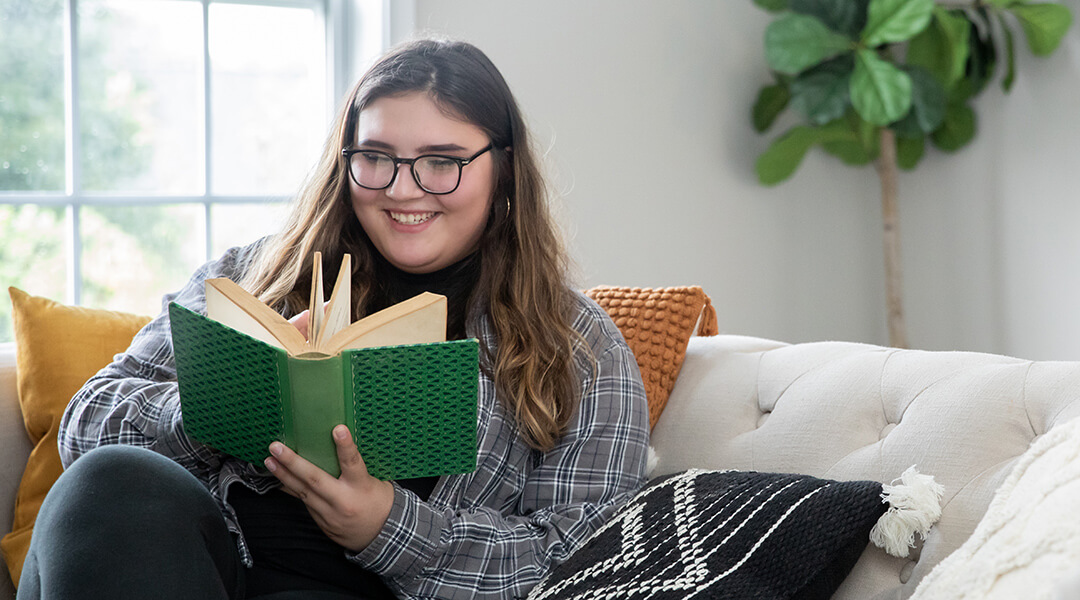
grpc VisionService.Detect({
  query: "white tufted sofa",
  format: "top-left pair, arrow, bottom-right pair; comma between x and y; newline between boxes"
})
650,335 -> 1080,599
2,335 -> 1080,598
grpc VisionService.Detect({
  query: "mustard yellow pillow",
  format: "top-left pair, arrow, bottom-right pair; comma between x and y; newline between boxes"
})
2,288 -> 151,586
585,286 -> 718,430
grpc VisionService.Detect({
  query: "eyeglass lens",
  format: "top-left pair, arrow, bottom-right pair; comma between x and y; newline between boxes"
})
351,152 -> 461,194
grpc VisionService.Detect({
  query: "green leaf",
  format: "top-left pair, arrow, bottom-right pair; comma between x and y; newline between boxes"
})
754,0 -> 790,12
888,66 -> 944,137
789,55 -> 854,125
896,134 -> 925,169
849,0 -> 872,35
822,138 -> 875,164
820,116 -> 876,164
854,109 -> 878,149
755,125 -> 850,184
765,13 -> 854,74
752,82 -> 792,132
904,66 -> 947,133
1011,4 -> 1073,56
890,111 -> 923,138
964,14 -> 997,98
999,14 -> 1017,91
907,8 -> 971,91
930,103 -> 977,151
862,0 -> 935,46
851,49 -> 912,125
790,0 -> 861,35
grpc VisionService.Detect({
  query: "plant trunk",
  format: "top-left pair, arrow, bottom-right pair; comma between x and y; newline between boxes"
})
876,128 -> 907,349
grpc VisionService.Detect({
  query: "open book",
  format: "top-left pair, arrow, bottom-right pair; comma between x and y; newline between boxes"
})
169,252 -> 479,479
203,252 -> 448,356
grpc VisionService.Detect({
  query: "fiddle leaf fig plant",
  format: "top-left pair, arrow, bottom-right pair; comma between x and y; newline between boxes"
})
751,0 -> 1072,347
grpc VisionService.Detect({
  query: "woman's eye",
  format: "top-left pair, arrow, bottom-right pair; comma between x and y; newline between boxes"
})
425,158 -> 458,171
359,152 -> 389,166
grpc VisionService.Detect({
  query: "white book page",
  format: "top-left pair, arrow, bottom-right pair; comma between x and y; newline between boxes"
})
204,283 -> 287,350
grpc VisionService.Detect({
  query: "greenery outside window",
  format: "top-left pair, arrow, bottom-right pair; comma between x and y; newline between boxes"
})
0,0 -> 376,343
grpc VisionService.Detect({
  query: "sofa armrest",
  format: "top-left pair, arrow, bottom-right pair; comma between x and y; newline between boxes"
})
0,342 -> 31,597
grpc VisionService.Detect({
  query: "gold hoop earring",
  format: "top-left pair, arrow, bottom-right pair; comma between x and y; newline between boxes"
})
505,198 -> 511,214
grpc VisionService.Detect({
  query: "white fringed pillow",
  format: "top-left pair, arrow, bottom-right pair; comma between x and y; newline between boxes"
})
529,468 -> 942,600
910,416 -> 1080,600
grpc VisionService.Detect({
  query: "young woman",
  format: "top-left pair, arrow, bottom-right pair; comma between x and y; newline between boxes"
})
20,39 -> 649,600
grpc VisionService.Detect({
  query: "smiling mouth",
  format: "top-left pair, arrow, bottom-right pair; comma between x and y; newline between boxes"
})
388,211 -> 436,225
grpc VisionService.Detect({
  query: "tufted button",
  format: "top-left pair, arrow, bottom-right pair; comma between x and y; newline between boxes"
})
757,411 -> 770,428
899,560 -> 916,584
880,423 -> 896,439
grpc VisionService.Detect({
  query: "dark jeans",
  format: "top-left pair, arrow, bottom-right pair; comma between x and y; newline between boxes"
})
17,445 -> 393,600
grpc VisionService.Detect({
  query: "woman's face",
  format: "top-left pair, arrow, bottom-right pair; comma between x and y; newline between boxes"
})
348,92 -> 495,274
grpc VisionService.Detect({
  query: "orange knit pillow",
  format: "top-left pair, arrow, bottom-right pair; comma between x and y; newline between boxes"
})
585,286 -> 717,429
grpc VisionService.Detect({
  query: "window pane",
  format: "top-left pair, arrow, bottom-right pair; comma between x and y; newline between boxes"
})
79,0 -> 204,194
210,3 -> 326,196
210,202 -> 288,257
0,0 -> 66,191
81,205 -> 205,316
0,205 -> 69,342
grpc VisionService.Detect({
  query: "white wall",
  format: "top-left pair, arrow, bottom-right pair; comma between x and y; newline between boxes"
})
404,0 -> 1080,360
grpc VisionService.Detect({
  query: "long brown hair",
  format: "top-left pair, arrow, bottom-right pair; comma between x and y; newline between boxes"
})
240,39 -> 582,451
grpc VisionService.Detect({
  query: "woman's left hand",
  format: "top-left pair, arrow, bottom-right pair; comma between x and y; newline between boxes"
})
264,424 -> 395,552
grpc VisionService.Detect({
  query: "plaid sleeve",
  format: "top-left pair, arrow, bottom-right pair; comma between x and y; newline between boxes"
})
353,296 -> 650,600
57,245 -> 255,474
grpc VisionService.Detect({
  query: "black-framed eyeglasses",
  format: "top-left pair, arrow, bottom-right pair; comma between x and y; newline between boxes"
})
341,144 -> 492,195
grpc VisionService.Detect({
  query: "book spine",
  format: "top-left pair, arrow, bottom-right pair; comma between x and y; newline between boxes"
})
285,354 -> 353,477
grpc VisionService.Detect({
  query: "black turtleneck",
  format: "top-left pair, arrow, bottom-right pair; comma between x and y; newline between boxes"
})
369,251 -> 480,341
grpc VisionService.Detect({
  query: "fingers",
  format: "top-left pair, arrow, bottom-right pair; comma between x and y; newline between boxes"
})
264,442 -> 332,511
288,310 -> 311,339
263,425 -> 371,497
263,429 -> 396,552
333,425 -> 371,482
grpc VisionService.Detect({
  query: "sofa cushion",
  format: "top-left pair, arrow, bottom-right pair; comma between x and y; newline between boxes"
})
527,469 -> 890,600
909,415 -> 1080,599
2,288 -> 150,586
584,286 -> 717,429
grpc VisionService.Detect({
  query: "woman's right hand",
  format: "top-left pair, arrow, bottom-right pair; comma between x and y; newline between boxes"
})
264,425 -> 394,552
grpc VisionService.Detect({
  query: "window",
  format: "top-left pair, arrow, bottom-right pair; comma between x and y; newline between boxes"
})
0,0 -> 385,343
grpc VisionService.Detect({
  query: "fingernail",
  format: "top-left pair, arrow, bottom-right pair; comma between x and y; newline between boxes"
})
335,426 -> 349,440
264,458 -> 277,472
269,442 -> 283,456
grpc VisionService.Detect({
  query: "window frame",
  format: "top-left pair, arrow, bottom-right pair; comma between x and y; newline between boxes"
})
0,0 -> 395,307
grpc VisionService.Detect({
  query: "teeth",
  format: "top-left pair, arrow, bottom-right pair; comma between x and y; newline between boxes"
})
389,211 -> 435,225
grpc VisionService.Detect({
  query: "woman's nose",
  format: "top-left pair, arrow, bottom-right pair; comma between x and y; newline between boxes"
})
385,164 -> 425,200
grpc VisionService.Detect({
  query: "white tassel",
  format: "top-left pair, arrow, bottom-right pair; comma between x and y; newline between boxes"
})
646,446 -> 660,477
870,466 -> 946,558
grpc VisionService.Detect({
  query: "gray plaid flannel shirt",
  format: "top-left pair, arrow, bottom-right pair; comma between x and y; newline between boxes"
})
58,244 -> 650,600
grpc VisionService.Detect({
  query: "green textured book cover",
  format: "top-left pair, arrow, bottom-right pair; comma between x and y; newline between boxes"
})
169,302 -> 479,479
